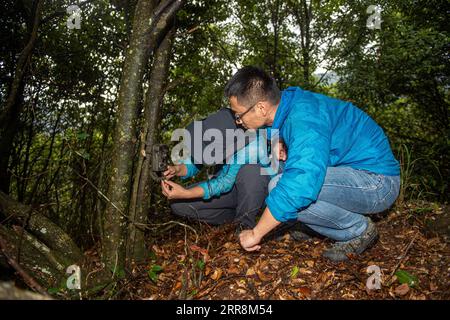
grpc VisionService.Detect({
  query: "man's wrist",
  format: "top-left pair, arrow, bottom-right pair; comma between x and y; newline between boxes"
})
183,186 -> 204,199
177,164 -> 187,177
252,207 -> 281,240
252,226 -> 265,242
182,188 -> 193,198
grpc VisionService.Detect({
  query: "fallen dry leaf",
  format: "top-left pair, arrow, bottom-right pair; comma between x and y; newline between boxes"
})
173,281 -> 182,291
227,266 -> 240,275
256,270 -> 272,282
429,282 -> 438,291
239,259 -> 248,268
411,294 -> 427,300
236,288 -> 247,294
291,278 -> 306,285
190,244 -> 208,255
394,283 -> 410,296
189,244 -> 210,262
211,268 -> 223,281
296,287 -> 311,297
342,293 -> 355,299
299,267 -> 312,275
305,260 -> 315,268
223,242 -> 234,249
152,245 -> 165,255
246,267 -> 256,276
127,202 -> 449,301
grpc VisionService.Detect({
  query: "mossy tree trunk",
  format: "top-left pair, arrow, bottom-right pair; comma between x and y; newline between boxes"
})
103,0 -> 158,274
103,0 -> 184,273
128,24 -> 176,263
0,0 -> 44,193
0,191 -> 83,289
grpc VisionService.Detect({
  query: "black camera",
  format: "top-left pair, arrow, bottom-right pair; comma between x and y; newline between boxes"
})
151,144 -> 170,181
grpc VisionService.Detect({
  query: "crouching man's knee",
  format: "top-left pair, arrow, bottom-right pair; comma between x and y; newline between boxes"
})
236,164 -> 270,193
170,201 -> 193,218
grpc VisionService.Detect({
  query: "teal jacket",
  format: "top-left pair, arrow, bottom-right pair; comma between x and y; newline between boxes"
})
265,87 -> 400,222
181,132 -> 277,200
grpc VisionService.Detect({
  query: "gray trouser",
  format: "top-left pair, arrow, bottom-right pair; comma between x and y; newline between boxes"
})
170,164 -> 270,228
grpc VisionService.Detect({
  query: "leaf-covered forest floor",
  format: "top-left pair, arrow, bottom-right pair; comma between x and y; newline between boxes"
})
104,201 -> 449,300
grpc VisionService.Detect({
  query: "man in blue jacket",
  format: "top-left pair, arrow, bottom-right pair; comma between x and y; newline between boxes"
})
229,66 -> 400,262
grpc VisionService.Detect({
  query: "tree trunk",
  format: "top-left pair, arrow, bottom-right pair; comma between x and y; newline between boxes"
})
0,191 -> 82,263
103,0 -> 159,274
0,226 -> 62,288
292,0 -> 313,87
0,282 -> 52,300
303,0 -> 312,87
0,282 -> 51,300
270,0 -> 281,86
103,0 -> 184,273
0,191 -> 110,293
0,0 -> 44,194
127,25 -> 176,263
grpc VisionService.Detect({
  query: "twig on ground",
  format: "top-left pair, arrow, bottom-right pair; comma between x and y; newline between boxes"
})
387,232 -> 418,282
195,274 -> 247,299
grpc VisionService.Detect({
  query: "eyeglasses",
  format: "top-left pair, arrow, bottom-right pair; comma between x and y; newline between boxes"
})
233,102 -> 257,124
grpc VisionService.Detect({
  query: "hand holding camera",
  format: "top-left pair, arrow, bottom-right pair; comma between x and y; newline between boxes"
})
163,164 -> 187,180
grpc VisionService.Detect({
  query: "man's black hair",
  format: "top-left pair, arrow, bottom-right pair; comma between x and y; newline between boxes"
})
224,66 -> 281,108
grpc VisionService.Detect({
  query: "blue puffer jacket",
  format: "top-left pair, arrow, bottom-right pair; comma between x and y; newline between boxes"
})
266,87 -> 400,222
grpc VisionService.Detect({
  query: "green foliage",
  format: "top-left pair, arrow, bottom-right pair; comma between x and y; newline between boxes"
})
395,270 -> 419,288
147,264 -> 163,283
196,259 -> 205,271
108,266 -> 126,280
333,0 -> 449,201
290,266 -> 299,279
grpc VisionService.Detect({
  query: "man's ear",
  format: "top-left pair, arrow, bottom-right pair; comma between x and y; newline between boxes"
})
257,101 -> 268,117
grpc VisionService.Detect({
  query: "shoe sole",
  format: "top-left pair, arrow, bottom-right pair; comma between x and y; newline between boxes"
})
323,223 -> 379,262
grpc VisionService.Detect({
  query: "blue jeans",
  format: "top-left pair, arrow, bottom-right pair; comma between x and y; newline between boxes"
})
273,167 -> 400,241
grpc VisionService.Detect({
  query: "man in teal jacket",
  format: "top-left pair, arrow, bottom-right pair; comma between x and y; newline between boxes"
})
228,66 -> 400,262
161,108 -> 274,229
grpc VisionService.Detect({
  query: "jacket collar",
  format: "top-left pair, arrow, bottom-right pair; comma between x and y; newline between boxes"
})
272,87 -> 300,129
268,87 -> 301,140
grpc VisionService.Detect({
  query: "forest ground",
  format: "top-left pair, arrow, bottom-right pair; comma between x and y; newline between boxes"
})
91,201 -> 449,300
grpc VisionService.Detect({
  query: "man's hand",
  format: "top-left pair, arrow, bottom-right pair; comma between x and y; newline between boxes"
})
163,164 -> 187,180
239,207 -> 281,252
161,180 -> 189,200
161,180 -> 205,200
239,229 -> 262,252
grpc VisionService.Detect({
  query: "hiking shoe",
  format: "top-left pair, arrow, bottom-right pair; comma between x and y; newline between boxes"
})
289,229 -> 313,241
322,219 -> 379,262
